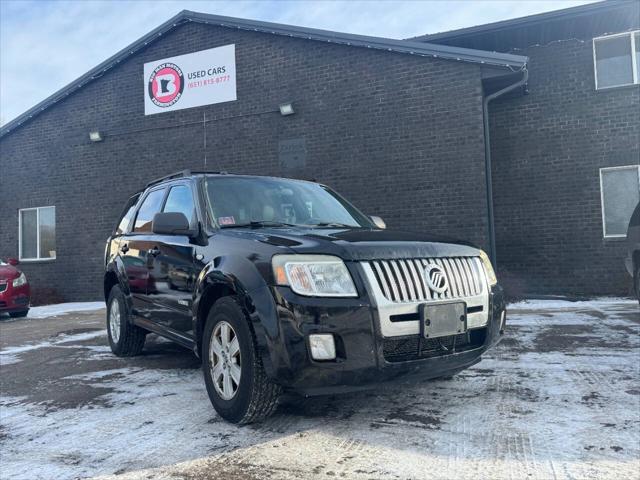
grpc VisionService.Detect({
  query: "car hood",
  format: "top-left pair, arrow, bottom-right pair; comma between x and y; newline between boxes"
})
0,265 -> 21,281
223,227 -> 481,260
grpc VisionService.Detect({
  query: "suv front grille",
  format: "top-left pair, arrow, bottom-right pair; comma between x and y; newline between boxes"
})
367,257 -> 484,303
383,328 -> 486,362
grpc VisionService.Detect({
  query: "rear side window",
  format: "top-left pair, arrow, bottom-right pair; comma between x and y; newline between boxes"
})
115,194 -> 140,235
134,189 -> 165,232
163,185 -> 195,224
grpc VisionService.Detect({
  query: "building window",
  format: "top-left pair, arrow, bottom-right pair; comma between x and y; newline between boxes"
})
600,166 -> 640,238
19,206 -> 56,260
593,31 -> 640,89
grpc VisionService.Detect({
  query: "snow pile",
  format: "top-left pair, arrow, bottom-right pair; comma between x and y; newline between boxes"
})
27,302 -> 105,318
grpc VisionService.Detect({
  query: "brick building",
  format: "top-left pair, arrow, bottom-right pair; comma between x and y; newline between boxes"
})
417,0 -> 640,296
0,1 -> 638,302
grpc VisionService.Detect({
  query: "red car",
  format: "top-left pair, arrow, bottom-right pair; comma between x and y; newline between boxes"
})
0,258 -> 30,318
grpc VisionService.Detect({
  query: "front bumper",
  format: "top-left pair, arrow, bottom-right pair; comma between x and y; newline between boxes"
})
0,282 -> 31,313
266,284 -> 506,396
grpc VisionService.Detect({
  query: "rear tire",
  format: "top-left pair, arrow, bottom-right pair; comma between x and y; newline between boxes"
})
202,296 -> 281,424
107,285 -> 146,357
9,310 -> 28,318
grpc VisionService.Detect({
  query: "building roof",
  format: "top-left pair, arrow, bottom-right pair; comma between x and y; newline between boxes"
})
411,0 -> 635,44
0,10 -> 528,139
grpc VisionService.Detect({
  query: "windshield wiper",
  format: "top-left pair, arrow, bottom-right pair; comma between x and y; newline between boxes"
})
220,220 -> 297,229
306,222 -> 355,228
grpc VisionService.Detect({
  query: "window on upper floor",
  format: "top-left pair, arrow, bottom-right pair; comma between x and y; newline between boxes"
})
593,31 -> 640,89
600,165 -> 640,238
19,206 -> 56,261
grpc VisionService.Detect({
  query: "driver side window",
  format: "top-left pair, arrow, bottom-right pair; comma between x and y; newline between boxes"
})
133,189 -> 166,233
163,185 -> 195,225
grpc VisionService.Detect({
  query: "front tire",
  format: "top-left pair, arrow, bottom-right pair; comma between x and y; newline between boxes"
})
202,296 -> 281,424
107,285 -> 146,356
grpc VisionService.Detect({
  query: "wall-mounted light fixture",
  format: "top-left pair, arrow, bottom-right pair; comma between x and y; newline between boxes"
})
89,131 -> 103,142
279,102 -> 295,116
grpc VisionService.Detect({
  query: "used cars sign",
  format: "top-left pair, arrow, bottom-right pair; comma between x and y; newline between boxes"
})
144,44 -> 237,115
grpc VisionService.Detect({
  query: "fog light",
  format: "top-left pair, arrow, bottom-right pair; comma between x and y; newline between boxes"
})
309,334 -> 336,360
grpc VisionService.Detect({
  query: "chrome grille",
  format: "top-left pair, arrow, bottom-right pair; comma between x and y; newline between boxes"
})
367,257 -> 484,302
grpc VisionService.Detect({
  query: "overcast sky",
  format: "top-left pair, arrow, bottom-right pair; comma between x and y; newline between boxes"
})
0,0 -> 595,125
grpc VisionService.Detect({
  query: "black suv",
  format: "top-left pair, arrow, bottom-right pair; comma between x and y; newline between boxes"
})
104,171 -> 506,424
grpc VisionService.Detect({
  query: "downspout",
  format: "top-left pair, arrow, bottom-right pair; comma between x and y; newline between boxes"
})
482,67 -> 528,266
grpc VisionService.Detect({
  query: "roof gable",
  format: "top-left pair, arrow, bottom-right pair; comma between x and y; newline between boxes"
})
411,0 -> 638,49
0,10 -> 527,138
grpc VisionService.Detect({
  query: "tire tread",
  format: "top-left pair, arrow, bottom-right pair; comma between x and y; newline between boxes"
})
205,296 -> 282,424
108,285 -> 146,357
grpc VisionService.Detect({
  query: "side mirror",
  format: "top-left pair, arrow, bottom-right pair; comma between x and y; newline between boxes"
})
7,258 -> 19,266
152,212 -> 195,236
370,216 -> 386,229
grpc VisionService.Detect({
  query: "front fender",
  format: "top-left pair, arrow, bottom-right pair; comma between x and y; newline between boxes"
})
104,255 -> 135,321
193,255 -> 281,378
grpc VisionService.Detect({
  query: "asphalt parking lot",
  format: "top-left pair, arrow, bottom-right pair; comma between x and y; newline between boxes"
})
0,298 -> 638,480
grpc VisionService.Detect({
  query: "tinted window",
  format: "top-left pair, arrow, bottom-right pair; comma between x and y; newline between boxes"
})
39,207 -> 56,259
594,35 -> 633,89
134,189 -> 165,232
115,194 -> 140,235
19,206 -> 55,260
163,185 -> 195,223
601,166 -> 640,237
20,209 -> 38,259
629,202 -> 640,230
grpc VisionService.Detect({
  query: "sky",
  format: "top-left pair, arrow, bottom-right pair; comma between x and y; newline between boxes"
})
0,0 -> 595,125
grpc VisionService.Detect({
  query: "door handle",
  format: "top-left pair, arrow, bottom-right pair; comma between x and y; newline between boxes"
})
120,244 -> 129,254
148,247 -> 161,257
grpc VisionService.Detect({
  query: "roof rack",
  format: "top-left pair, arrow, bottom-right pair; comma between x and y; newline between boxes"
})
144,169 -> 229,188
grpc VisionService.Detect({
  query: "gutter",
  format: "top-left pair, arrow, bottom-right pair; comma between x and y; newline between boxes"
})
482,67 -> 529,266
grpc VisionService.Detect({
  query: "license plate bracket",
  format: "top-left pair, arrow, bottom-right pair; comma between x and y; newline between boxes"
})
420,301 -> 467,339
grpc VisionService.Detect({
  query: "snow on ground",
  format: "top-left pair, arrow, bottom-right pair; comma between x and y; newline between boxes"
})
26,302 -> 105,319
509,297 -> 638,310
0,298 -> 638,480
0,330 -> 106,367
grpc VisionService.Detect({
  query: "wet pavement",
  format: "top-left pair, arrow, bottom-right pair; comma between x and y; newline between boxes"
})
0,298 -> 638,479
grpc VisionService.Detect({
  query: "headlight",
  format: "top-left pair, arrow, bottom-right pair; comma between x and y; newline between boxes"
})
272,254 -> 357,297
12,272 -> 27,288
478,250 -> 497,286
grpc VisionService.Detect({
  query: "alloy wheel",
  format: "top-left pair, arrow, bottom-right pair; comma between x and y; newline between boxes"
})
209,320 -> 242,400
109,300 -> 121,344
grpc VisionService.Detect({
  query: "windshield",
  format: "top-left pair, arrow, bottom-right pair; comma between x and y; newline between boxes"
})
205,177 -> 373,228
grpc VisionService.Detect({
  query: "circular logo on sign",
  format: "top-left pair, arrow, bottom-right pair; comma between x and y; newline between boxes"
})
148,62 -> 184,107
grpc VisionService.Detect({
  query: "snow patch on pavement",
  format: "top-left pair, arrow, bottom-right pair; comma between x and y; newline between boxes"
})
0,329 -> 105,366
509,297 -> 637,310
27,302 -> 105,319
